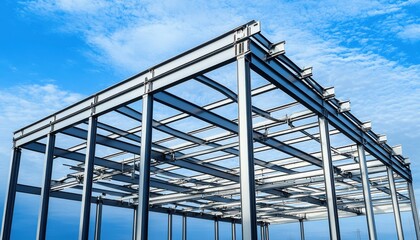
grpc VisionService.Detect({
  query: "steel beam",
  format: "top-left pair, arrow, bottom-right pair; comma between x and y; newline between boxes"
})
78,116 -> 98,240
94,198 -> 103,240
388,168 -> 404,239
13,21 -> 261,147
318,116 -> 341,240
408,182 -> 420,239
136,94 -> 154,240
168,213 -> 172,240
36,133 -> 56,240
299,219 -> 305,240
237,53 -> 258,240
182,214 -> 187,240
248,40 -> 411,181
1,147 -> 22,240
357,145 -> 377,240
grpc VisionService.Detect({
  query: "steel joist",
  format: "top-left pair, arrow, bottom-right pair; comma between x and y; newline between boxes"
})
1,20 -> 418,240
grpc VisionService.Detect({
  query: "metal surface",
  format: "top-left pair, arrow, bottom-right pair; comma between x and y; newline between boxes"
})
95,198 -> 103,240
136,94 -> 153,240
78,116 -> 98,240
168,213 -> 173,240
1,148 -> 21,240
182,215 -> 187,240
1,21 -> 416,239
357,145 -> 377,240
231,221 -> 236,240
408,182 -> 420,239
36,134 -> 56,240
388,168 -> 404,240
214,218 -> 219,240
318,116 -> 341,240
299,219 -> 305,240
237,53 -> 258,240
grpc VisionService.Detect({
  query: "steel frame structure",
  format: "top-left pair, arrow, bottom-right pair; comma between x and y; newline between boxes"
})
1,21 -> 419,240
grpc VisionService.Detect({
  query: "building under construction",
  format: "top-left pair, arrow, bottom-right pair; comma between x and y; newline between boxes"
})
1,21 -> 419,240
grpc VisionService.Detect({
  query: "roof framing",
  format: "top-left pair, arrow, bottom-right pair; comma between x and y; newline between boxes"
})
2,20 -> 419,240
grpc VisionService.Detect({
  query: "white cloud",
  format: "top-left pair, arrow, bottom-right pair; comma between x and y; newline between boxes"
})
398,24 -> 420,41
0,83 -> 83,175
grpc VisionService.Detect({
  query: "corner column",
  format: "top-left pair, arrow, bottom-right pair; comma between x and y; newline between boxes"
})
318,116 -> 341,240
36,133 -> 56,240
357,145 -> 377,240
136,94 -> 154,240
78,116 -> 98,240
408,182 -> 420,239
1,147 -> 22,240
237,47 -> 258,240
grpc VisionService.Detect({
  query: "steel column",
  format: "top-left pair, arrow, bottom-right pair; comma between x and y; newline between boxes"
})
260,224 -> 264,240
1,147 -> 22,240
357,144 -> 377,240
136,94 -> 154,240
299,219 -> 305,240
265,223 -> 269,240
36,133 -> 56,240
388,168 -> 404,239
231,221 -> 236,240
168,213 -> 172,240
318,116 -> 341,240
408,182 -> 420,239
94,198 -> 103,240
182,214 -> 187,240
214,218 -> 219,240
133,207 -> 138,240
237,53 -> 258,240
78,116 -> 98,240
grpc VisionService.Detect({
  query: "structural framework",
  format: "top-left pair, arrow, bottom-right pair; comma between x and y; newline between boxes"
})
1,21 -> 419,240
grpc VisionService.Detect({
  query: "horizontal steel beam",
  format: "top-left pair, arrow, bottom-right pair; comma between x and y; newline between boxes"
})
248,39 -> 411,181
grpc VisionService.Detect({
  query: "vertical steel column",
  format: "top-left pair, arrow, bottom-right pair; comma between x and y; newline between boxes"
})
231,221 -> 236,240
237,51 -> 258,240
167,213 -> 172,240
265,223 -> 269,240
94,198 -> 103,240
1,147 -> 22,240
299,219 -> 305,240
260,224 -> 264,240
78,116 -> 98,240
408,182 -> 420,239
357,145 -> 377,240
36,133 -> 56,240
387,168 -> 404,240
318,116 -> 341,240
214,218 -> 219,240
136,94 -> 154,240
182,214 -> 187,240
132,207 -> 138,240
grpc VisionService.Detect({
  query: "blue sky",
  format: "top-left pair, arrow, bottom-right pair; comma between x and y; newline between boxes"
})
0,0 -> 420,239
